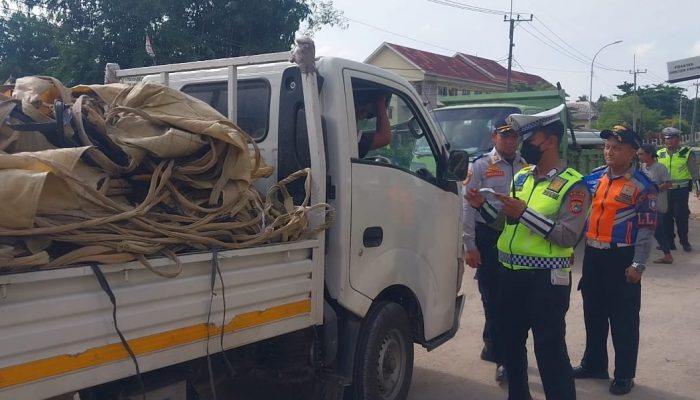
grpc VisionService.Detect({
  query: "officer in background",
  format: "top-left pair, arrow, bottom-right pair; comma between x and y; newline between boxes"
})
463,120 -> 527,382
573,125 -> 657,396
657,126 -> 700,252
466,104 -> 590,400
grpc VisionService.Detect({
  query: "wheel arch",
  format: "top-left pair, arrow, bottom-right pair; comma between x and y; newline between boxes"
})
375,285 -> 426,344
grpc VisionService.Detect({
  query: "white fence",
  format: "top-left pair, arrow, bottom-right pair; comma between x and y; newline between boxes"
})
643,132 -> 700,146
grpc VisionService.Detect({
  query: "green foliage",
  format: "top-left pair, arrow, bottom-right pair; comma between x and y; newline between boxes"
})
615,81 -> 688,118
595,95 -> 664,138
0,11 -> 58,80
0,0 -> 345,85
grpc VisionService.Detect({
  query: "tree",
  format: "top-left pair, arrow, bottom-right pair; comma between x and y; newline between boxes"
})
615,81 -> 688,119
0,11 -> 59,81
577,95 -> 588,102
1,0 -> 345,85
595,95 -> 664,138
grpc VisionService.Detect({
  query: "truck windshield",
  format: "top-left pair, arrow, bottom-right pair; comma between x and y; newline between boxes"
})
432,106 -> 520,155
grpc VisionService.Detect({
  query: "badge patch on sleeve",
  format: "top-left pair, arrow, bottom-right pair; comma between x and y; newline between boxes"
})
514,173 -> 529,190
568,190 -> 586,214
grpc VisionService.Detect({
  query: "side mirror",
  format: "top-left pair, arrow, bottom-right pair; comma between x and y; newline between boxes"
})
445,149 -> 469,182
407,116 -> 423,138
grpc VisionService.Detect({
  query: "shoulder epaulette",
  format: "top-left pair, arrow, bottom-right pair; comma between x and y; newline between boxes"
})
472,152 -> 489,162
590,165 -> 607,174
633,169 -> 655,186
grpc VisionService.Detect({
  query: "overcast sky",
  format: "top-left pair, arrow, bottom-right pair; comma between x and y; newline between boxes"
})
313,0 -> 700,100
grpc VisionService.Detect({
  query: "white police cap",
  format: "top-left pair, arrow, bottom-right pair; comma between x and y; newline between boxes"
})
662,126 -> 681,137
506,104 -> 565,140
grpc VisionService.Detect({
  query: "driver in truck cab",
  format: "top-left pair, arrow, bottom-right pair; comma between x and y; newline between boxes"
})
354,90 -> 392,158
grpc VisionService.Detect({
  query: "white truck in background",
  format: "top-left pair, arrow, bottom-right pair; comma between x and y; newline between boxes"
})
0,41 -> 469,400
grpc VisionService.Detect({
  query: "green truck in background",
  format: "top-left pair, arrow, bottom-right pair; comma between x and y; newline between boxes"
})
414,89 -> 605,175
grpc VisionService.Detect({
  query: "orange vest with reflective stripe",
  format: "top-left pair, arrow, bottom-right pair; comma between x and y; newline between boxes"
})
586,169 -> 655,244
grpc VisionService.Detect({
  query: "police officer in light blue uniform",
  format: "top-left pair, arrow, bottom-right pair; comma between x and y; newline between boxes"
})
463,120 -> 527,381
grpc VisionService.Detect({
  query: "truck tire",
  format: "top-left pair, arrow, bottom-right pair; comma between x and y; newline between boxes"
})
348,301 -> 414,400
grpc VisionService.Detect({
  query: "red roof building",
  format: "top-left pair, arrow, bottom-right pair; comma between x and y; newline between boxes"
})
365,42 -> 552,107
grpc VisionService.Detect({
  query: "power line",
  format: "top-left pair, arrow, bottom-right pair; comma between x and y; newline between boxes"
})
512,57 -> 527,73
532,16 -> 623,72
498,62 -> 588,74
346,17 -> 461,54
533,16 -> 592,63
519,24 -> 590,65
427,0 -> 514,16
524,23 -> 590,65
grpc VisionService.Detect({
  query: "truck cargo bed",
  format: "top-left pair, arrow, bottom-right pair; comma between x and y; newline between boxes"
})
0,239 -> 322,399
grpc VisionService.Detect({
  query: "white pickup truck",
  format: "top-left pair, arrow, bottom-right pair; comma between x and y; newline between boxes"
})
0,41 -> 468,400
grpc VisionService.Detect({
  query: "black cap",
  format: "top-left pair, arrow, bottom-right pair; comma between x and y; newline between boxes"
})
493,119 -> 516,135
600,125 -> 641,149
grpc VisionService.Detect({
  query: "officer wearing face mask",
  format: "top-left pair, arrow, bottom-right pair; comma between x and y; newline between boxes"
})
466,104 -> 590,400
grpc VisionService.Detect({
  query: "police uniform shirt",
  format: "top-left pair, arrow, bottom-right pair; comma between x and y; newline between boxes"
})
480,163 -> 592,249
462,148 -> 527,250
585,165 -> 658,266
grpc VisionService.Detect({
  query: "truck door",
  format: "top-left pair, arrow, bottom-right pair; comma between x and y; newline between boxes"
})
344,71 -> 462,340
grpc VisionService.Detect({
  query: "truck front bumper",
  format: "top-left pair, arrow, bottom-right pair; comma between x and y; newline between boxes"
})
422,293 -> 465,351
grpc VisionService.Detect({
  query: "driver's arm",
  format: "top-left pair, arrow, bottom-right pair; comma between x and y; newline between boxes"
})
370,95 -> 391,150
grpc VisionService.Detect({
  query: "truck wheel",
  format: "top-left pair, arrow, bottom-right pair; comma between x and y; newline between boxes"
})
349,301 -> 414,400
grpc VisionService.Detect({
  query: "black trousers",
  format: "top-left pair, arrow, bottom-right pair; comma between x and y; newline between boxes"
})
498,266 -> 576,400
655,212 -> 671,254
579,246 -> 641,379
475,223 -> 502,360
665,187 -> 690,245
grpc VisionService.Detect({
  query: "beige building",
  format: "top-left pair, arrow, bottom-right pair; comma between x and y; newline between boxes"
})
365,42 -> 552,109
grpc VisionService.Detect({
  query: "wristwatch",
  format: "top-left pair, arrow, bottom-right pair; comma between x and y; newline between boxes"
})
631,262 -> 646,273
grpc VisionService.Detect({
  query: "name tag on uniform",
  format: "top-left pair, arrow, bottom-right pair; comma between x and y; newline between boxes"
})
543,176 -> 568,199
485,165 -> 505,177
615,183 -> 637,204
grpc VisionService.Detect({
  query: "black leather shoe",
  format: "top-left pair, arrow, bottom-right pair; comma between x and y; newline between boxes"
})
572,365 -> 609,379
480,344 -> 497,363
609,378 -> 634,395
682,243 -> 692,252
495,364 -> 507,383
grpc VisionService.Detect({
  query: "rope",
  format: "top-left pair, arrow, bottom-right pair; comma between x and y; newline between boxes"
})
0,78 -> 335,274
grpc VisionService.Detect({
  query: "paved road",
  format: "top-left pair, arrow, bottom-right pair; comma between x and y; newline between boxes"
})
408,204 -> 700,400
213,203 -> 700,400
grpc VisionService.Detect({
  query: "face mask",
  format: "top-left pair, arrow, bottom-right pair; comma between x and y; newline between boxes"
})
521,140 -> 544,164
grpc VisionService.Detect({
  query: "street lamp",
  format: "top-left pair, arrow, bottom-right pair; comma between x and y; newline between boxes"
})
589,40 -> 623,103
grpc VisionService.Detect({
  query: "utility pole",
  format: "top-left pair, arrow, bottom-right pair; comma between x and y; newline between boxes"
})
692,82 -> 699,141
629,54 -> 647,132
504,0 -> 532,92
679,91 -> 683,131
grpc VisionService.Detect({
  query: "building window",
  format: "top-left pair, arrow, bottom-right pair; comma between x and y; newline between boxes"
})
438,86 -> 448,96
474,90 -> 483,95
448,88 -> 458,96
461,89 -> 470,95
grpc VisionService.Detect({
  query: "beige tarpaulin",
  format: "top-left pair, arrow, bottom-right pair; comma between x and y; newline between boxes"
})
0,76 -> 332,273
